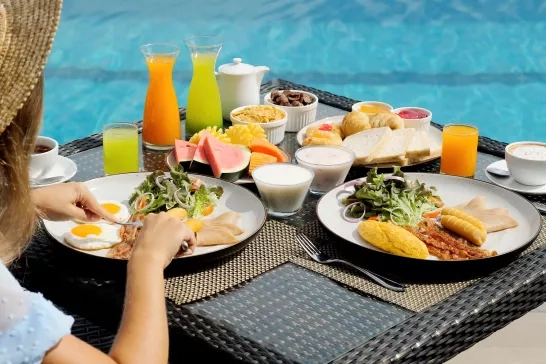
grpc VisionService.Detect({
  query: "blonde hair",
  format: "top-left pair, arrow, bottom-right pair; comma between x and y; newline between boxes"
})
0,74 -> 44,265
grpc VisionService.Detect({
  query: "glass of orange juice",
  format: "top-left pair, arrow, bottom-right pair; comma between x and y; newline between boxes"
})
103,123 -> 139,175
140,43 -> 182,150
440,123 -> 479,178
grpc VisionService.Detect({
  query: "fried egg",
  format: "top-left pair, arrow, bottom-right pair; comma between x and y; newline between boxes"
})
98,200 -> 130,222
64,223 -> 122,250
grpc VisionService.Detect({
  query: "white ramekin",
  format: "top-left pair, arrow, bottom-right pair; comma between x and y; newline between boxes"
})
351,101 -> 393,116
230,105 -> 288,145
264,90 -> 318,132
392,106 -> 432,133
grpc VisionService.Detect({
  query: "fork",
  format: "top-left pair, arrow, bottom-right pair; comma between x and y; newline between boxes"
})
296,234 -> 406,292
113,221 -> 189,252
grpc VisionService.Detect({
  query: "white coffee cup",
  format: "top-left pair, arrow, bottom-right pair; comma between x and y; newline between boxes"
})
505,141 -> 546,186
30,136 -> 59,178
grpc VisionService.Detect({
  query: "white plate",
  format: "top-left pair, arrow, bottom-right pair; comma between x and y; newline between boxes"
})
296,115 -> 442,168
317,173 -> 542,262
485,160 -> 546,195
31,155 -> 78,188
43,172 -> 267,260
165,147 -> 291,185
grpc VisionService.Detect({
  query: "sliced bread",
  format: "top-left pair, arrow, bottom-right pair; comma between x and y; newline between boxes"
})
370,128 -> 416,164
406,131 -> 431,159
409,141 -> 442,163
341,127 -> 392,165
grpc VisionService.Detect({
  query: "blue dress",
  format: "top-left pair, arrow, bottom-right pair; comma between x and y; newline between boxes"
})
0,263 -> 74,364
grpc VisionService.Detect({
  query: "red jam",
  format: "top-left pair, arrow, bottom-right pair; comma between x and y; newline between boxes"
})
397,108 -> 429,119
318,123 -> 333,131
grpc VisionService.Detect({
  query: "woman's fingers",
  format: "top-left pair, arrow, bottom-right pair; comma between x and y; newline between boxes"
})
75,183 -> 118,222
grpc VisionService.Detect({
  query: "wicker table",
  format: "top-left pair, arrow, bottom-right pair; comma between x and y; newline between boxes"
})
11,79 -> 546,364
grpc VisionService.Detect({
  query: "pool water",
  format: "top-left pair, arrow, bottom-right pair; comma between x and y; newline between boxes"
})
43,0 -> 546,144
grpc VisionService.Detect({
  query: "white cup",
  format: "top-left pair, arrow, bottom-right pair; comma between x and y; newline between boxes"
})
30,136 -> 59,178
505,141 -> 546,186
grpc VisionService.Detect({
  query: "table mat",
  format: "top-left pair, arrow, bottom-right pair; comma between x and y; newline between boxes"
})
165,216 -> 546,313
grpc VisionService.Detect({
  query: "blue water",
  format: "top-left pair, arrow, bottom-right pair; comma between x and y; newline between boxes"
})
43,0 -> 546,144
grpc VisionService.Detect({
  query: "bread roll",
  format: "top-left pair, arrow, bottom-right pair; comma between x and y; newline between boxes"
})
369,112 -> 404,130
341,111 -> 371,137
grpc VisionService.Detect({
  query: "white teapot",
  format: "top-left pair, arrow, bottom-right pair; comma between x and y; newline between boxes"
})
216,58 -> 269,120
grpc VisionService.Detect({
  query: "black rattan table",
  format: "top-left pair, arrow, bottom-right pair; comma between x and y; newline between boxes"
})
10,79 -> 546,364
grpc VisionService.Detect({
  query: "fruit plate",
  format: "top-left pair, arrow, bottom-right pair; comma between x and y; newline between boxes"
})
43,172 -> 267,263
165,147 -> 292,184
317,173 -> 542,268
296,115 -> 443,169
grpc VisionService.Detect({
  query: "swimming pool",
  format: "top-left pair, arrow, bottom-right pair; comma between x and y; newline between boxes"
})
43,0 -> 546,144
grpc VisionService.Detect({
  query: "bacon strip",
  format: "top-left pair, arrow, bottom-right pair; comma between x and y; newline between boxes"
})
405,218 -> 497,261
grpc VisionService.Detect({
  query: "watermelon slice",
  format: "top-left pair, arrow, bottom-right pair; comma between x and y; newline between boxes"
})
174,140 -> 197,170
203,135 -> 251,182
189,132 -> 213,174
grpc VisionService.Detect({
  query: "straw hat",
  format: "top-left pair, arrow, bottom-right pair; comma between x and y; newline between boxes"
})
0,0 -> 62,135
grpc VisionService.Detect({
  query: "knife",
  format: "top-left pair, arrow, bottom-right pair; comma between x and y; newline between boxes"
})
535,204 -> 546,215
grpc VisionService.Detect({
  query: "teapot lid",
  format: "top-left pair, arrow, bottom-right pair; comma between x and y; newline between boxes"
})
218,58 -> 255,75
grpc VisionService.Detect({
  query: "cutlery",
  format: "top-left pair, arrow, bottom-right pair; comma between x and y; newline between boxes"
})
486,166 -> 510,177
296,233 -> 406,292
535,204 -> 546,215
114,221 -> 189,252
30,175 -> 64,185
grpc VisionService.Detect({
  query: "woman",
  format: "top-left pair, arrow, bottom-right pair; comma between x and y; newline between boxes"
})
0,1 -> 195,363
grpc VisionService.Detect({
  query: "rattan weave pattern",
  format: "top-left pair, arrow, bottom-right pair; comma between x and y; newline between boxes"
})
165,220 -> 299,304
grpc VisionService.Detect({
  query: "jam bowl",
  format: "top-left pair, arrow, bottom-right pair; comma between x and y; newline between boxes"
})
392,106 -> 432,133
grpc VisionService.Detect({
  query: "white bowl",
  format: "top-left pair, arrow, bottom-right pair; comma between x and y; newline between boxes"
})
351,101 -> 393,115
392,106 -> 432,133
264,90 -> 318,132
230,105 -> 288,145
505,141 -> 546,186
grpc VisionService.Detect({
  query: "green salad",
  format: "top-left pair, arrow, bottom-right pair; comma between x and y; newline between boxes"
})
340,167 -> 442,227
128,165 -> 224,218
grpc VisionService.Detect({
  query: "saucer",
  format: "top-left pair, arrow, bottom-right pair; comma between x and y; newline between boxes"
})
30,155 -> 78,188
485,160 -> 546,195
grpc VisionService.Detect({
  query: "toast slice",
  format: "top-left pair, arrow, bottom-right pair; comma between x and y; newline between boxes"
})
342,127 -> 392,165
370,128 -> 415,164
409,141 -> 441,164
406,131 -> 431,159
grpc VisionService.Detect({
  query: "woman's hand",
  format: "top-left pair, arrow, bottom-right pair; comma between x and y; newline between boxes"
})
32,182 -> 118,222
132,212 -> 197,268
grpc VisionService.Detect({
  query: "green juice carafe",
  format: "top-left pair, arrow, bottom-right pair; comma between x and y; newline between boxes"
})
184,36 -> 223,137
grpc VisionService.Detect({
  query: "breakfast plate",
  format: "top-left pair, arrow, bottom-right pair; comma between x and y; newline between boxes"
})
296,116 -> 443,168
43,172 -> 267,262
485,160 -> 546,195
317,172 -> 542,266
165,147 -> 291,184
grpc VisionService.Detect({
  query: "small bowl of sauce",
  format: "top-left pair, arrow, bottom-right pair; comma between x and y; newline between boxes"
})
392,106 -> 432,132
351,101 -> 393,116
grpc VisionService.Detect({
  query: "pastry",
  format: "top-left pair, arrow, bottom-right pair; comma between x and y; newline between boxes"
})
341,111 -> 371,137
306,123 -> 342,139
369,112 -> 404,130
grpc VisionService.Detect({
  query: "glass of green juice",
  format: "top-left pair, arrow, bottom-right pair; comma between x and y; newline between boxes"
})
103,122 -> 139,175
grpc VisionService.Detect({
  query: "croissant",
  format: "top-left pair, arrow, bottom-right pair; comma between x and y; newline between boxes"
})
369,112 -> 404,130
341,111 -> 371,137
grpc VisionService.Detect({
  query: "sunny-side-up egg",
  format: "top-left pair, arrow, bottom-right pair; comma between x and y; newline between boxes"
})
98,200 -> 130,222
64,223 -> 122,250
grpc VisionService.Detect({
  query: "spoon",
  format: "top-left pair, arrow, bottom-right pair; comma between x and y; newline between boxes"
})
30,175 -> 64,185
486,166 -> 510,177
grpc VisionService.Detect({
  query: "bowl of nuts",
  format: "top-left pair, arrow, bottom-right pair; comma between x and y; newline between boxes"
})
264,90 -> 318,132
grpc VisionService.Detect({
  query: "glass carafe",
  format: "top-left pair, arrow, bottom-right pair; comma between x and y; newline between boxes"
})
184,36 -> 223,137
140,43 -> 181,150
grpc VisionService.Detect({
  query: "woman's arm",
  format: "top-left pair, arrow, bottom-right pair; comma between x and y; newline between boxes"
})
43,254 -> 169,364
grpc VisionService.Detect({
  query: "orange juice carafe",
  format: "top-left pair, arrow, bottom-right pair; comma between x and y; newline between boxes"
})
140,43 -> 181,150
184,36 -> 224,137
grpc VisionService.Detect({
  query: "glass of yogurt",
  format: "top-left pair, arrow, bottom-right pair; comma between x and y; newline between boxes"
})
251,163 -> 314,218
295,145 -> 356,195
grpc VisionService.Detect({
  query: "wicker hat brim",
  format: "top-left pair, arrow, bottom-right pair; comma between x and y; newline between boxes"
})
0,0 -> 62,135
